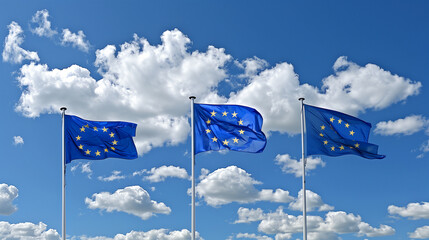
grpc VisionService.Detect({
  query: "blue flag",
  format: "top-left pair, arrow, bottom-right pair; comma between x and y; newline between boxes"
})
194,103 -> 267,154
64,115 -> 138,164
304,104 -> 385,159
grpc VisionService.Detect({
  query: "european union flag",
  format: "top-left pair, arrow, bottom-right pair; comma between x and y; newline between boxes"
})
305,104 -> 385,159
64,115 -> 138,164
194,103 -> 267,154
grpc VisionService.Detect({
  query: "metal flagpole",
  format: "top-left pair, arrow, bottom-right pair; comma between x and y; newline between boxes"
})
189,96 -> 196,240
60,107 -> 67,240
299,98 -> 307,240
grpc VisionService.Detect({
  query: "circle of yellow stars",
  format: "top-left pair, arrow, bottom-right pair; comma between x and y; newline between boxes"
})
205,110 -> 245,147
320,116 -> 361,152
75,124 -> 119,157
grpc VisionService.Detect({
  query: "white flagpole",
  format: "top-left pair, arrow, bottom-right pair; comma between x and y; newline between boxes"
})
60,107 -> 67,240
189,96 -> 196,240
299,98 -> 307,240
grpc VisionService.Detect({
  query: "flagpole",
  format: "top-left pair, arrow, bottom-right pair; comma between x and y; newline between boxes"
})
60,107 -> 67,240
189,96 -> 196,240
299,98 -> 307,240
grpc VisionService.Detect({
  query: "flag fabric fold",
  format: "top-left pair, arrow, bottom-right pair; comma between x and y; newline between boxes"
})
304,104 -> 385,159
64,115 -> 138,164
194,103 -> 267,154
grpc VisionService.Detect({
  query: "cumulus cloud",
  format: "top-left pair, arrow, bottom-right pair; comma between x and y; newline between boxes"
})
288,190 -> 334,212
77,229 -> 203,240
195,166 -> 294,207
409,226 -> 429,239
61,28 -> 90,52
236,207 -> 394,239
3,21 -> 40,64
0,221 -> 60,239
85,186 -> 171,220
274,154 -> 325,177
0,184 -> 18,215
143,165 -> 190,182
13,136 -> 24,145
375,115 -> 428,136
98,171 -> 125,182
388,202 -> 429,220
14,29 -> 421,156
30,9 -> 57,37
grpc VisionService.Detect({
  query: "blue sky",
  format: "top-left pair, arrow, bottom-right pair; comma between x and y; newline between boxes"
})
0,1 -> 429,239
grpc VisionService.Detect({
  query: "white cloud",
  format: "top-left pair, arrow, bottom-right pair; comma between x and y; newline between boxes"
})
15,29 -> 230,155
237,207 -> 394,239
77,229 -> 203,240
375,115 -> 428,136
288,190 -> 334,212
228,55 -> 421,134
235,207 -> 265,224
144,165 -> 189,182
0,221 -> 60,240
13,136 -> 24,145
3,21 -> 40,64
195,166 -> 294,207
14,30 -> 421,156
0,184 -> 18,215
98,170 -> 125,182
236,232 -> 273,240
61,28 -> 90,52
409,226 -> 429,239
71,162 -> 93,179
30,9 -> 57,37
274,154 -> 325,177
388,202 -> 429,220
85,185 -> 171,220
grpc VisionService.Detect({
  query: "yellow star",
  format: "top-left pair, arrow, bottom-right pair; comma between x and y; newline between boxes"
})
239,129 -> 245,134
211,110 -> 216,117
232,111 -> 238,118
104,148 -> 108,152
323,140 -> 328,145
111,147 -> 116,151
338,119 -> 342,124
76,135 -> 81,141
330,117 -> 335,122
112,140 -> 118,145
206,119 -> 211,124
345,123 -> 350,128
206,129 -> 211,134
339,145 -> 345,150
212,137 -> 218,142
319,133 -> 324,137
222,139 -> 229,146
78,144 -> 84,150
233,137 -> 239,143
238,120 -> 243,125
95,150 -> 101,156
85,124 -> 89,128
85,149 -> 91,155
354,143 -> 360,148
349,130 -> 355,136
330,146 -> 335,151
110,132 -> 115,138
102,127 -> 108,132
93,127 -> 98,131
321,125 -> 326,130
222,111 -> 228,116
80,127 -> 85,132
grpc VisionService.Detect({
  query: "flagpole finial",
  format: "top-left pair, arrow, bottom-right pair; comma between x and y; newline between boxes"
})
60,107 -> 67,111
299,98 -> 305,101
189,96 -> 196,100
